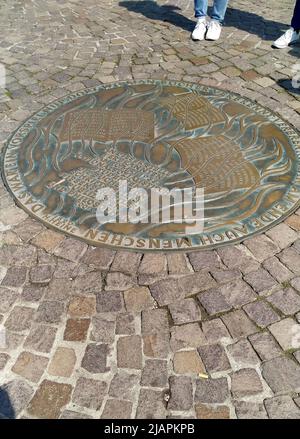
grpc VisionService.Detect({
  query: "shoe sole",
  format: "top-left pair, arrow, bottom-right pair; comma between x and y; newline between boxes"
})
272,40 -> 299,49
191,36 -> 205,41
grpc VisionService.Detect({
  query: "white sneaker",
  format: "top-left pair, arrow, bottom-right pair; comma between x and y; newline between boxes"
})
192,17 -> 207,41
273,28 -> 299,48
206,19 -> 222,41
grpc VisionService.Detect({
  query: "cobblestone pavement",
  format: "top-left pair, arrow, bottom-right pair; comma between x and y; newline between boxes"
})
1,0 -> 300,420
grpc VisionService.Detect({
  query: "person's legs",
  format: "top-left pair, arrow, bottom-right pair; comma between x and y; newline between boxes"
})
192,0 -> 209,40
291,0 -> 300,30
194,0 -> 208,19
273,0 -> 300,48
211,0 -> 229,23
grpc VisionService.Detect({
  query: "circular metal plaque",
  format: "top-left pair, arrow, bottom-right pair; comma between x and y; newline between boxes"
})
2,80 -> 300,251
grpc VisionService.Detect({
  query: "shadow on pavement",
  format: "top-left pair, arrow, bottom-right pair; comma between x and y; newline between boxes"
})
0,388 -> 15,419
119,1 -> 194,32
277,78 -> 300,96
119,1 -> 289,41
224,7 -> 289,41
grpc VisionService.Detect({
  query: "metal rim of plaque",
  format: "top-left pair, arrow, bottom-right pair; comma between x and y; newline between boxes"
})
1,80 -> 300,252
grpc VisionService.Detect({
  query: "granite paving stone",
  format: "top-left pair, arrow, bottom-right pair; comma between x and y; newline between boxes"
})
267,288 -> 300,315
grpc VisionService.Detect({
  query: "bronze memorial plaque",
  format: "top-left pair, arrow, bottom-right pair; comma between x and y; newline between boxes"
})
2,80 -> 300,251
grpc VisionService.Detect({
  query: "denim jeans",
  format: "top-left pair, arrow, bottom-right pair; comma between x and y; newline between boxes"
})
291,0 -> 300,30
194,0 -> 229,23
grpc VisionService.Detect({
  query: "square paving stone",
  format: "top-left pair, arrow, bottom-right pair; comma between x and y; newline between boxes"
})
218,279 -> 257,308
109,371 -> 140,401
195,377 -> 229,404
136,388 -> 167,419
139,254 -> 166,276
111,251 -> 141,273
195,404 -> 230,419
73,271 -> 103,295
266,223 -> 298,249
105,272 -> 137,291
5,306 -> 34,332
141,359 -> 168,388
262,257 -> 293,283
0,380 -> 34,418
22,283 -> 47,302
29,265 -> 54,285
244,235 -> 280,262
198,343 -> 231,373
278,248 -> 300,275
101,399 -> 133,419
234,401 -> 268,419
262,356 -> 300,393
168,376 -> 193,411
12,351 -> 49,383
68,295 -> 96,317
170,323 -> 206,351
27,380 -> 72,419
0,288 -> 19,313
142,308 -> 169,334
221,310 -> 257,339
243,268 -> 277,294
116,312 -> 135,335
227,339 -> 260,366
96,291 -> 124,313
143,331 -> 170,359
249,331 -> 283,361
169,298 -> 201,325
35,301 -> 65,324
202,318 -> 231,343
124,286 -> 155,313
91,314 -> 115,343
267,288 -> 300,315
117,335 -> 142,369
188,250 -> 220,271
264,395 -> 300,419
24,324 -> 57,353
81,343 -> 109,373
177,272 -> 216,296
31,230 -> 64,252
173,350 -> 206,375
166,253 -> 191,274
1,266 -> 27,287
53,237 -> 88,263
231,368 -> 264,398
217,246 -> 260,274
14,218 -> 43,243
72,377 -> 107,410
81,247 -> 115,271
268,318 -> 300,350
45,278 -> 74,302
150,278 -> 185,306
63,318 -> 90,342
197,289 -> 231,316
48,347 -> 76,378
210,268 -> 241,284
243,300 -> 280,328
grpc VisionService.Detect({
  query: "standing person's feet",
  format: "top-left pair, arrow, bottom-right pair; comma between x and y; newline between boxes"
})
206,19 -> 222,41
272,28 -> 300,48
191,17 -> 207,41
